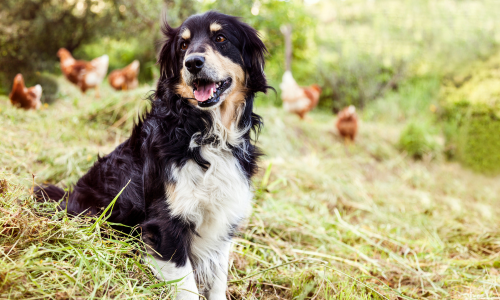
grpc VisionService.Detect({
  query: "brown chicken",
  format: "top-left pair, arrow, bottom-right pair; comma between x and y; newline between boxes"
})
9,74 -> 42,110
57,48 -> 109,97
336,105 -> 359,142
280,71 -> 321,119
108,60 -> 140,91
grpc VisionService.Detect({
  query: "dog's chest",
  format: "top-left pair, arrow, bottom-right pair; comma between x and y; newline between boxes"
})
167,146 -> 252,247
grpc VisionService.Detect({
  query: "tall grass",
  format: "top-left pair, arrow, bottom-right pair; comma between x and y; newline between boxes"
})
0,174 -> 176,299
2,80 -> 500,299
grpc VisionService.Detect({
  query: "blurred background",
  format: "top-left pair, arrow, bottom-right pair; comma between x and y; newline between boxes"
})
1,0 -> 500,174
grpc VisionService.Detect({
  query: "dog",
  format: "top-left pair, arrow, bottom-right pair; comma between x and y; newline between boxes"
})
36,11 -> 269,300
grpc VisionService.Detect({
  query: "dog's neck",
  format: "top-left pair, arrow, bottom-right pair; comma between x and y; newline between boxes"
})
200,106 -> 248,150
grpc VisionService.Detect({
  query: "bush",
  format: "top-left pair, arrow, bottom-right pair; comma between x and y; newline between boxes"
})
307,0 -> 500,112
0,0 -> 120,92
440,52 -> 500,174
0,0 -> 172,93
398,121 -> 440,160
458,112 -> 500,174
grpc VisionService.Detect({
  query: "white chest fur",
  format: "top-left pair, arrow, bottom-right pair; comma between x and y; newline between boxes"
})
166,143 -> 253,286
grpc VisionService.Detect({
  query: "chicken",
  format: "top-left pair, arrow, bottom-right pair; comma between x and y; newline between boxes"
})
280,71 -> 321,119
57,48 -> 109,98
279,24 -> 321,119
336,105 -> 359,142
108,60 -> 140,91
8,74 -> 42,110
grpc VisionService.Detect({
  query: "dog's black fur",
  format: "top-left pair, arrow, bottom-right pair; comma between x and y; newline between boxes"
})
36,11 -> 269,269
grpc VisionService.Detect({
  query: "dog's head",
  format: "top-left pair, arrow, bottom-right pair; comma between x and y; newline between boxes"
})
156,11 -> 268,125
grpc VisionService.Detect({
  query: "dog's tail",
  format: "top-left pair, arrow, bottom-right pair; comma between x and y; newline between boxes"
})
35,185 -> 65,201
34,185 -> 73,212
34,184 -> 104,218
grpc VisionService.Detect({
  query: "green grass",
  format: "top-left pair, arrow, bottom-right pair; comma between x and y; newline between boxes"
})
1,79 -> 500,299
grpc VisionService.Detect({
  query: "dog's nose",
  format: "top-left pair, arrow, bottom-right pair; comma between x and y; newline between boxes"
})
185,56 -> 205,74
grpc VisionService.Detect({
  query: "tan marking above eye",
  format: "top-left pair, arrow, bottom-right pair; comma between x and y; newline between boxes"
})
181,28 -> 191,40
210,22 -> 222,32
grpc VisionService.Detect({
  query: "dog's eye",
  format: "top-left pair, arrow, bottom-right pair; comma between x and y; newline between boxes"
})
215,35 -> 226,43
181,42 -> 189,51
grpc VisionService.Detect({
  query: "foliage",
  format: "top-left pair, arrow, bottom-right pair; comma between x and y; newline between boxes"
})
74,0 -> 200,83
308,0 -> 500,111
3,0 -> 500,114
440,52 -> 500,174
457,113 -> 500,174
397,120 -> 440,160
0,0 -> 118,93
364,76 -> 441,124
0,0 -> 188,93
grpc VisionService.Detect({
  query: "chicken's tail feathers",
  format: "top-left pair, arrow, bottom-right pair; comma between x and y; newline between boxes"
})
90,54 -> 110,80
129,60 -> 140,73
32,84 -> 43,98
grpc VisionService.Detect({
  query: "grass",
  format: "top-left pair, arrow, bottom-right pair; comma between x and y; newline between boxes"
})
1,78 -> 500,299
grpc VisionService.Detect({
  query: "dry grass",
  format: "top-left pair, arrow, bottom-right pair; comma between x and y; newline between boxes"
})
1,78 -> 500,299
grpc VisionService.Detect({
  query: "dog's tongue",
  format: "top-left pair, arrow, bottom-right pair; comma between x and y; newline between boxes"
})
194,82 -> 216,102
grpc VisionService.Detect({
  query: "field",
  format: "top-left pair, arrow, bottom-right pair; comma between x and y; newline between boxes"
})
1,78 -> 500,299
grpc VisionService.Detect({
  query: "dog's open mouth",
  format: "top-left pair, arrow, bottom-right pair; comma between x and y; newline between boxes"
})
192,77 -> 232,108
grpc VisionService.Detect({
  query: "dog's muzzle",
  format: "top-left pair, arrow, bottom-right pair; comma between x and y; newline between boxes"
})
184,55 -> 232,108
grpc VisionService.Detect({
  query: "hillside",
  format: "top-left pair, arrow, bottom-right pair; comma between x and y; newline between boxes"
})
1,79 -> 500,299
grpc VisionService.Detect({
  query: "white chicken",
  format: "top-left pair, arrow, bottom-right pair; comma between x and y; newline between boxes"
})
280,25 -> 321,119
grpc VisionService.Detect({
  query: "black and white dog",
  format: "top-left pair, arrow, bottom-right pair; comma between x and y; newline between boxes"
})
36,11 -> 269,299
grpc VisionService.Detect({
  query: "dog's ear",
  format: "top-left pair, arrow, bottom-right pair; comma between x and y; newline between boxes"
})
158,21 -> 181,80
235,21 -> 268,93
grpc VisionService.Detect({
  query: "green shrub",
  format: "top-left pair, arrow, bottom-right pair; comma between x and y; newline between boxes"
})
0,0 -> 119,92
0,0 -> 171,92
398,121 -> 440,160
311,0 -> 500,112
458,112 -> 500,174
364,76 -> 441,124
440,53 -> 500,174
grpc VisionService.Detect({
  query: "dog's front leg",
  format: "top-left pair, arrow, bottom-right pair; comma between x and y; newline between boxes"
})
147,255 -> 200,300
206,242 -> 231,300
